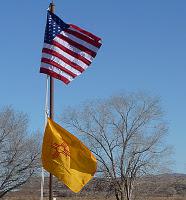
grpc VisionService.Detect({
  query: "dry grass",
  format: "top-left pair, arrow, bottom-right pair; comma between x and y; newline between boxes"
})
2,196 -> 184,200
3,197 -> 113,200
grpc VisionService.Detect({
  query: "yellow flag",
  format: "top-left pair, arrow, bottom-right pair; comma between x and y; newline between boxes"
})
41,118 -> 97,193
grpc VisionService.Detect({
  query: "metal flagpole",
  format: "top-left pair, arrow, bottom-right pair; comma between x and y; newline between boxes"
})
49,2 -> 55,200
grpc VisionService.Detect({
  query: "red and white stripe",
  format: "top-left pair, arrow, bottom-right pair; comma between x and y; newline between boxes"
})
40,24 -> 102,84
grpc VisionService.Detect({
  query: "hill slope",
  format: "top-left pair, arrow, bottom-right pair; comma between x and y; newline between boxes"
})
6,173 -> 186,199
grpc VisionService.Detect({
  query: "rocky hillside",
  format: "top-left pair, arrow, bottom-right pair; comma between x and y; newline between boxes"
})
6,173 -> 186,199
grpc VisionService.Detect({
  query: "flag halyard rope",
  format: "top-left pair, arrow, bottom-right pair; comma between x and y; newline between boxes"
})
40,75 -> 50,200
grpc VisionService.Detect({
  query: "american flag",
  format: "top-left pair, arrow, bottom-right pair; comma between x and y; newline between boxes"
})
40,11 -> 102,84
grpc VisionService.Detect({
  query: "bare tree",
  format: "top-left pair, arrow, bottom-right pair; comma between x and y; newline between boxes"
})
61,93 -> 172,200
0,107 -> 40,198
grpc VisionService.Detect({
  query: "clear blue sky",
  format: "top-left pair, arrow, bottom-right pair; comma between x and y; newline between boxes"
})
0,0 -> 186,173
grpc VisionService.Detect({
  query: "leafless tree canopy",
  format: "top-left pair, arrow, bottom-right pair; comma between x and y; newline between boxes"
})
61,93 -> 172,200
0,107 -> 40,198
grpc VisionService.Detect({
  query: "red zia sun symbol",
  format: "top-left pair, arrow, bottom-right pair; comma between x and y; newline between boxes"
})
51,142 -> 70,158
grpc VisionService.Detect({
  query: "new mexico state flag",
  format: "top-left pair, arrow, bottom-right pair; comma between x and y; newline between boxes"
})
41,118 -> 97,193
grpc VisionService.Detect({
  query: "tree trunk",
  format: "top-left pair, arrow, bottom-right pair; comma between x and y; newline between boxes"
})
114,188 -> 120,200
120,192 -> 125,200
125,182 -> 132,200
124,182 -> 133,200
